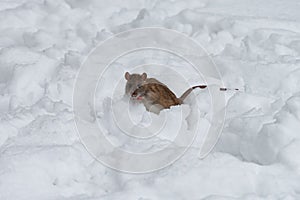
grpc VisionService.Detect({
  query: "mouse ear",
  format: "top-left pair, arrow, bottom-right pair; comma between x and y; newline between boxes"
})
141,73 -> 147,80
125,72 -> 130,80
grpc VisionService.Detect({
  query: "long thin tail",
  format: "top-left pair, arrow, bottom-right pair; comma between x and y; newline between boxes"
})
179,85 -> 207,102
179,85 -> 239,102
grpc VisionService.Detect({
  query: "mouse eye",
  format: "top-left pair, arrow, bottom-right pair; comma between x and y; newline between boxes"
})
137,84 -> 142,88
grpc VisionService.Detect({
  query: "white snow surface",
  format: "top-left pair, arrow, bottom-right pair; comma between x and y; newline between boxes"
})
1,0 -> 300,199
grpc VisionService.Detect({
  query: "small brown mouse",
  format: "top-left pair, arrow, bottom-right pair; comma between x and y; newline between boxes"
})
125,72 -> 238,114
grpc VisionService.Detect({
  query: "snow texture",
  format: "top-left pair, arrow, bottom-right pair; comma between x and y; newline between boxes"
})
1,0 -> 300,199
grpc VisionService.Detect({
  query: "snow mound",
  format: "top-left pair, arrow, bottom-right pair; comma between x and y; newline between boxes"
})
0,0 -> 300,199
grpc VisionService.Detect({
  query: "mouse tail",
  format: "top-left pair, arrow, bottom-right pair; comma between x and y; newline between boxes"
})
179,85 -> 240,102
179,85 -> 207,102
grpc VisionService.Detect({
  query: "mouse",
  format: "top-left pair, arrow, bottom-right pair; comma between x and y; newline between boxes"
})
125,72 -> 238,114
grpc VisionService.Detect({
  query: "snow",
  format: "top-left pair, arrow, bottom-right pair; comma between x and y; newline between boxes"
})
1,0 -> 300,199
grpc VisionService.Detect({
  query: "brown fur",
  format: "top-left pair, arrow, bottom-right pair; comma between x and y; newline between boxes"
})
132,83 -> 182,111
131,82 -> 207,114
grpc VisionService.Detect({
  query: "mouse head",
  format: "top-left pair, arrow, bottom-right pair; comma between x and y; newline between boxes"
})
125,72 -> 147,95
